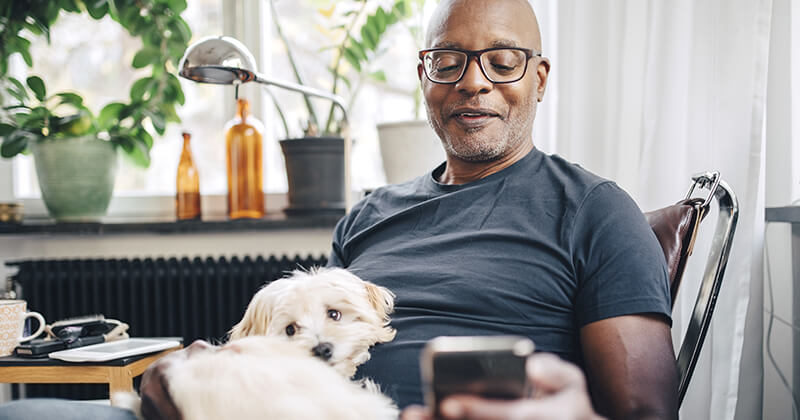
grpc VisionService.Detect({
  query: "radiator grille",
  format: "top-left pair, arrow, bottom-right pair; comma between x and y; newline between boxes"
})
6,254 -> 328,400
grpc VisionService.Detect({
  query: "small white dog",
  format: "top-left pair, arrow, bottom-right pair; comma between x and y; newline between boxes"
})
116,267 -> 398,420
163,336 -> 399,420
229,267 -> 397,377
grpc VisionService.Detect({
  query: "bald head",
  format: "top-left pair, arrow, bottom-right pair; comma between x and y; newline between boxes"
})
425,0 -> 542,51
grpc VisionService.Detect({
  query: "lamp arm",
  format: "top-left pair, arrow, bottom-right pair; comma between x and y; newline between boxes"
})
253,73 -> 348,125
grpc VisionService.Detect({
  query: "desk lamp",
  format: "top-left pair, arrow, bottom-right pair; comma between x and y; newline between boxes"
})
178,36 -> 352,211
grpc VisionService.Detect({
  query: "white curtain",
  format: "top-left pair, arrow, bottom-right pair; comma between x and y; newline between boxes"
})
530,1 -> 772,418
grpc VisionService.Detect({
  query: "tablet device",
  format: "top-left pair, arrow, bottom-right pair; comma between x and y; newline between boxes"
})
49,338 -> 181,362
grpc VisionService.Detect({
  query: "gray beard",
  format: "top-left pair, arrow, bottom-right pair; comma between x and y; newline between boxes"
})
426,99 -> 537,162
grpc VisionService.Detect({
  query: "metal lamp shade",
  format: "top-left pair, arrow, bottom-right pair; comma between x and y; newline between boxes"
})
178,36 -> 258,84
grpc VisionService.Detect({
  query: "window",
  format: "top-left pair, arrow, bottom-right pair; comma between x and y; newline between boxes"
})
9,0 -> 432,218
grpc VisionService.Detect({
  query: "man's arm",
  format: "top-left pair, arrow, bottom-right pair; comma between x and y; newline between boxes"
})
580,313 -> 678,420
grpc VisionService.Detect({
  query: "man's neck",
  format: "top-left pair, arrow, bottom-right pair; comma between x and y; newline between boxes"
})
437,142 -> 534,185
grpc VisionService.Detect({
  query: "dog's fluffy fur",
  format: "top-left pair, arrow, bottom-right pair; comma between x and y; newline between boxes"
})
115,268 -> 398,420
165,336 -> 399,420
229,267 -> 396,377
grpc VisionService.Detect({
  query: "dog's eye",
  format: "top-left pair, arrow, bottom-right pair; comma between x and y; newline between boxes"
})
285,324 -> 297,336
327,309 -> 342,321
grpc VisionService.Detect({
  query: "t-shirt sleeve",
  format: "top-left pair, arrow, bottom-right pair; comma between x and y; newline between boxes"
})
571,182 -> 672,327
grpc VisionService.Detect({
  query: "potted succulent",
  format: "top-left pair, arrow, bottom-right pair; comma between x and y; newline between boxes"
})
0,0 -> 190,222
268,0 -> 419,214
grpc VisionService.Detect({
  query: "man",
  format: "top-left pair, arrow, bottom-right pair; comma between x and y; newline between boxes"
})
0,0 -> 676,419
328,0 -> 677,418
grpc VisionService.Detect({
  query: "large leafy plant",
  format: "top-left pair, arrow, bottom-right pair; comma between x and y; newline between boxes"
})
0,0 -> 191,167
270,0 -> 423,137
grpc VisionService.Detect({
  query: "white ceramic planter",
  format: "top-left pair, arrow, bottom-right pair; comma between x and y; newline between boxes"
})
377,120 -> 445,185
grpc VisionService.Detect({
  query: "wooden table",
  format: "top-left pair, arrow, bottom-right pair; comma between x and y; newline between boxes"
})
0,344 -> 181,404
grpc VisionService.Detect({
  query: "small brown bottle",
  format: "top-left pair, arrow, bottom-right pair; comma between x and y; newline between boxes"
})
176,132 -> 202,220
225,98 -> 265,219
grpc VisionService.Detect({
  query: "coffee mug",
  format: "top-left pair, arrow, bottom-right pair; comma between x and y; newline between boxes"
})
0,300 -> 45,357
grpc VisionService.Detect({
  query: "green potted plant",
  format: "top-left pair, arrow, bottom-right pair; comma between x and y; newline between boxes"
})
0,0 -> 190,222
268,0 -> 418,214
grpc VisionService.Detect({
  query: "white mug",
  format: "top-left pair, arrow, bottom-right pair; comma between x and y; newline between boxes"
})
0,300 -> 46,357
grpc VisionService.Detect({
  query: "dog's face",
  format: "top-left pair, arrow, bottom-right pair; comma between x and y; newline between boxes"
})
228,268 -> 396,377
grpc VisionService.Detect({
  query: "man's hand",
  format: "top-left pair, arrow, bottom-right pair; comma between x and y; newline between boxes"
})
401,353 -> 605,420
139,340 -> 214,420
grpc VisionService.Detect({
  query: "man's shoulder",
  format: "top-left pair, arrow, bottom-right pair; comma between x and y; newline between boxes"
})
508,150 -> 617,204
538,152 -> 611,189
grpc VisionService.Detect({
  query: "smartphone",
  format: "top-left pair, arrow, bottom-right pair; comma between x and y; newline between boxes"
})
420,335 -> 535,416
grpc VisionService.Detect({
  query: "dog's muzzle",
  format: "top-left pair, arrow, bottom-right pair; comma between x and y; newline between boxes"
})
311,342 -> 334,361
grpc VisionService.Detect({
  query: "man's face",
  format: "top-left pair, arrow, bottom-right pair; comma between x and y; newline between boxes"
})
420,0 -> 549,162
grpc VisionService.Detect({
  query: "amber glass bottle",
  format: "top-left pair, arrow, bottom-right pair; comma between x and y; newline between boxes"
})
225,98 -> 265,219
176,132 -> 202,220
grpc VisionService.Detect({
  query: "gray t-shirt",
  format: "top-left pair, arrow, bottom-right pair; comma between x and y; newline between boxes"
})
329,148 -> 671,408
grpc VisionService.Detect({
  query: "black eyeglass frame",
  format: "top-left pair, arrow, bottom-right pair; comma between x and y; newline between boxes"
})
418,47 -> 542,84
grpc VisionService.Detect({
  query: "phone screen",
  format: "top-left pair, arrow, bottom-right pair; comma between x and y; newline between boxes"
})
421,336 -> 534,415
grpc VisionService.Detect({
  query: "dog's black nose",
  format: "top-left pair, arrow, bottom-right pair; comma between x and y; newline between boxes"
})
312,342 -> 334,361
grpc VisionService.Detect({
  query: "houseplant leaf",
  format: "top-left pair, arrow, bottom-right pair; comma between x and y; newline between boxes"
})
55,92 -> 84,107
26,76 -> 46,102
132,47 -> 161,69
1,131 -> 33,158
0,123 -> 16,137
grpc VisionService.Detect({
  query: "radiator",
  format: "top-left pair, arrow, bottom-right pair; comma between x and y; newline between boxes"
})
6,254 -> 328,400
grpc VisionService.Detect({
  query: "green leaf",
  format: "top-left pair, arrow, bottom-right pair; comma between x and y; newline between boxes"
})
26,76 -> 46,101
132,47 -> 161,69
7,77 -> 28,101
121,132 -> 151,167
165,0 -> 188,13
55,92 -> 84,107
5,88 -> 27,103
393,0 -> 410,18
130,77 -> 155,101
1,131 -> 32,158
86,0 -> 110,19
361,21 -> 378,51
370,70 -> 387,82
98,102 -> 126,129
165,73 -> 185,105
58,0 -> 82,13
348,40 -> 368,61
139,128 -> 154,148
144,109 -> 166,135
0,123 -> 16,137
19,49 -> 34,67
342,47 -> 362,72
168,17 -> 192,43
374,8 -> 388,34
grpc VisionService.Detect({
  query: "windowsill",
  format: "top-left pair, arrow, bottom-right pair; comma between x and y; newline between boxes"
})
0,211 -> 343,236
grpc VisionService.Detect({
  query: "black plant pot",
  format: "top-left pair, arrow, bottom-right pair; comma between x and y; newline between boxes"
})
279,136 -> 345,216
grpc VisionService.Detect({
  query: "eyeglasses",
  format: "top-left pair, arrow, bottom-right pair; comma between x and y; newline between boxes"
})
419,47 -> 541,84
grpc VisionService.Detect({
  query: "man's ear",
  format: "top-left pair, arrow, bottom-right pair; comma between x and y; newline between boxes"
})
536,58 -> 551,102
417,63 -> 424,81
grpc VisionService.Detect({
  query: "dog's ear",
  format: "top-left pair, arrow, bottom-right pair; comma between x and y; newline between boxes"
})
364,282 -> 397,343
228,290 -> 272,340
364,282 -> 395,322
